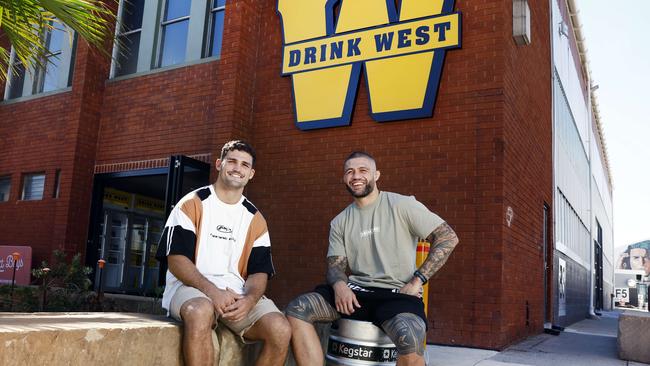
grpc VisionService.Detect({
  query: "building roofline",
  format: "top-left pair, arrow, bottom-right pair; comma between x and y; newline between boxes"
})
565,0 -> 613,191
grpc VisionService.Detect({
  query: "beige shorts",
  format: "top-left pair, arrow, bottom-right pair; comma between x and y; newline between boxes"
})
169,285 -> 281,342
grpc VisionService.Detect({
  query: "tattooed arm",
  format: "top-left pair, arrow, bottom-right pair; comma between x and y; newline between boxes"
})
327,256 -> 360,315
400,223 -> 459,296
418,223 -> 459,278
326,255 -> 349,286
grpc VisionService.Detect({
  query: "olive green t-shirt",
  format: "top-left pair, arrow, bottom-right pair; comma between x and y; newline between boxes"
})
328,191 -> 444,289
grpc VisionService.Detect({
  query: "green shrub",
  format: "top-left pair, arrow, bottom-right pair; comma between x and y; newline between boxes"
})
0,250 -> 117,312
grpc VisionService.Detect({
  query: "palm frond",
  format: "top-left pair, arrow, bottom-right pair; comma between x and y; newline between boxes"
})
0,0 -> 116,82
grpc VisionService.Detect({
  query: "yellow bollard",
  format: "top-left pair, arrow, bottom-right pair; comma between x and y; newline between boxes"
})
416,240 -> 430,317
416,240 -> 431,356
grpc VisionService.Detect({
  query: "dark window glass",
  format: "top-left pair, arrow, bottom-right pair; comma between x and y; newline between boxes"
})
53,169 -> 61,198
114,0 -> 144,77
160,20 -> 189,67
116,32 -> 141,76
121,0 -> 145,31
67,34 -> 77,87
8,62 -> 26,99
204,0 -> 225,58
165,0 -> 191,20
0,176 -> 10,202
208,10 -> 225,58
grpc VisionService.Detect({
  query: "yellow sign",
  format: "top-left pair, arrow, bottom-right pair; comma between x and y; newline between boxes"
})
134,195 -> 165,215
103,188 -> 131,208
277,0 -> 461,130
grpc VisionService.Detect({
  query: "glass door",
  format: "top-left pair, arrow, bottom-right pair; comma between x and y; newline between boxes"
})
102,210 -> 128,290
142,217 -> 164,294
124,215 -> 147,291
164,155 -> 211,217
159,155 -> 211,284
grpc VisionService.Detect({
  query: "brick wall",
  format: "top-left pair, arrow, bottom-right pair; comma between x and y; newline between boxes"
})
500,0 -> 553,347
96,0 -> 262,170
0,89 -> 76,265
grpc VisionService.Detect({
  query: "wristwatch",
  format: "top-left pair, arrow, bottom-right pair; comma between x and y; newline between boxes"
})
413,270 -> 428,285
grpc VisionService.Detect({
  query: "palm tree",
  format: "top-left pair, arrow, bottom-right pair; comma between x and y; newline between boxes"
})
0,0 -> 115,82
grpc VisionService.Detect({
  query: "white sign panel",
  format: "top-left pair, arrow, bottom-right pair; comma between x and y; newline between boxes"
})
614,287 -> 629,303
558,258 -> 566,316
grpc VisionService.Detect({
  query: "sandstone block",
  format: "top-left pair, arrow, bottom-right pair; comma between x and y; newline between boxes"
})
618,311 -> 650,364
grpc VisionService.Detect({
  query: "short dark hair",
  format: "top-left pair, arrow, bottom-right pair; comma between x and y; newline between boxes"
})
220,140 -> 256,165
345,151 -> 375,164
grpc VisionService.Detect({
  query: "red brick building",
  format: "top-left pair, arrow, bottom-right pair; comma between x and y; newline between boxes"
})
1,0 -> 607,349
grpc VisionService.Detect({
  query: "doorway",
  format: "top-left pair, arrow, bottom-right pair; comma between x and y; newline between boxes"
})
87,156 -> 210,295
594,221 -> 604,311
543,203 -> 552,325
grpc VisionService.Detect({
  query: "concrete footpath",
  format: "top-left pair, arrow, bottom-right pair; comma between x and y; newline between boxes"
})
424,310 -> 650,366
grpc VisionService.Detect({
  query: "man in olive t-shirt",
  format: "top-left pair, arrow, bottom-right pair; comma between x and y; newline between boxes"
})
286,151 -> 459,366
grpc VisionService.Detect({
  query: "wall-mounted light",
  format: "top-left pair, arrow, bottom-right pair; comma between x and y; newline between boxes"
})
513,0 -> 531,46
627,278 -> 637,288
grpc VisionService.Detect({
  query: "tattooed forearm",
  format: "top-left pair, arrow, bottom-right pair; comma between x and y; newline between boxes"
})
417,223 -> 459,280
326,256 -> 349,286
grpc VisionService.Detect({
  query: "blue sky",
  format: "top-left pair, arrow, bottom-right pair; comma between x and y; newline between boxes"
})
575,0 -> 650,251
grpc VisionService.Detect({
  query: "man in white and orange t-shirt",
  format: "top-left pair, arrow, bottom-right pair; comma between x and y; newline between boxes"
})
156,140 -> 290,366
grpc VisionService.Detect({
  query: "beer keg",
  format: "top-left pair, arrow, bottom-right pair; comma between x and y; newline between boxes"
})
326,319 -> 397,365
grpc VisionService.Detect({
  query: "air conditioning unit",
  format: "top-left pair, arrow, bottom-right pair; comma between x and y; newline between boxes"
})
513,0 -> 531,46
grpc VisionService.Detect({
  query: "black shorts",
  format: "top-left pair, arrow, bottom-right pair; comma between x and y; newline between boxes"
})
314,283 -> 427,330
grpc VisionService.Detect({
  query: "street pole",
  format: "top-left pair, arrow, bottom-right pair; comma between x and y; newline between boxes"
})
97,259 -> 106,302
41,267 -> 51,311
9,252 -> 21,312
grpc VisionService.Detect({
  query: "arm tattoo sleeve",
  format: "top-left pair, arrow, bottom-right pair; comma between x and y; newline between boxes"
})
326,256 -> 349,286
417,223 -> 459,280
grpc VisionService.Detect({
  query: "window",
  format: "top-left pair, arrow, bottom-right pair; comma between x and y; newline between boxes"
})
7,62 -> 26,99
110,0 -> 227,78
0,176 -> 10,202
114,0 -> 146,77
22,173 -> 46,201
159,0 -> 191,67
37,25 -> 68,93
205,0 -> 226,58
4,24 -> 77,100
53,169 -> 61,198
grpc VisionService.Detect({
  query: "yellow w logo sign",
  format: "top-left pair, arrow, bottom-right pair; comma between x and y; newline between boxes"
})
277,0 -> 461,130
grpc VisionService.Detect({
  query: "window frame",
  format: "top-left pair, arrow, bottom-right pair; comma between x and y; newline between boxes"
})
53,169 -> 61,199
35,25 -> 65,94
203,0 -> 226,58
3,23 -> 77,100
4,50 -> 26,99
21,172 -> 46,201
0,175 -> 11,202
109,0 -> 227,79
156,0 -> 192,68
110,0 -> 146,78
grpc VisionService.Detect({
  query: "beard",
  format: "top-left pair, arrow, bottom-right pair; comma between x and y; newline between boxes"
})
345,180 -> 375,198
